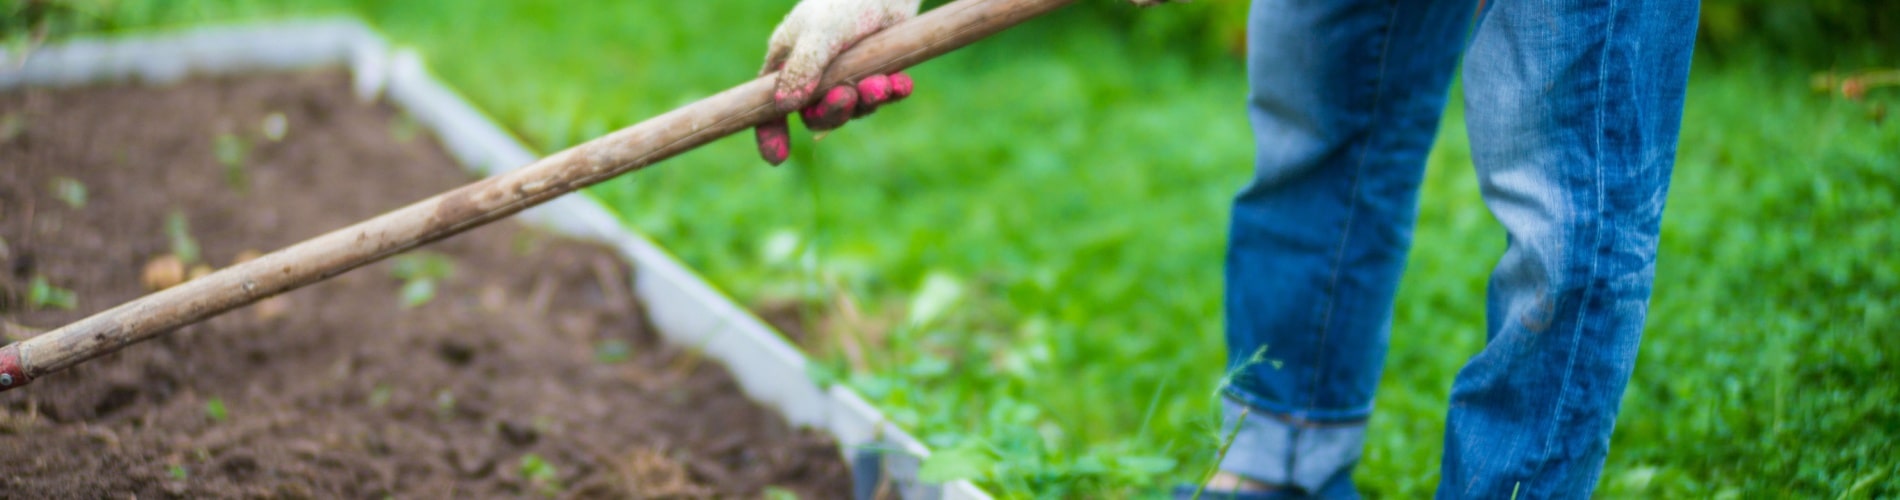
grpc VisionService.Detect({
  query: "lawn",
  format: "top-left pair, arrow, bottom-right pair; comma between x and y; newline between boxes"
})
58,1 -> 1899,497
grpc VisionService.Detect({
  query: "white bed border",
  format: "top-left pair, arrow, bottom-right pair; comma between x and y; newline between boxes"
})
1,19 -> 985,500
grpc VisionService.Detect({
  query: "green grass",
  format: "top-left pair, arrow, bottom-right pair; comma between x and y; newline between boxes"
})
69,2 -> 1899,497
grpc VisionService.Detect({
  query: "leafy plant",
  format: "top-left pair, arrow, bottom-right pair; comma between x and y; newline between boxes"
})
26,275 -> 75,310
390,252 -> 455,309
214,132 -> 249,191
518,453 -> 562,497
48,176 -> 85,209
204,397 -> 228,422
164,210 -> 201,266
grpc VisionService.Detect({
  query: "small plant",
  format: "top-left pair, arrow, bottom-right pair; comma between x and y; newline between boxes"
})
167,464 -> 188,481
26,275 -> 75,310
204,398 -> 228,422
762,487 -> 801,500
213,132 -> 250,191
164,210 -> 201,266
1187,407 -> 1249,500
518,453 -> 563,497
390,252 -> 456,309
48,176 -> 86,209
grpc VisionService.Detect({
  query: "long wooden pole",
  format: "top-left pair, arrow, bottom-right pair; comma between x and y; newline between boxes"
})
0,0 -> 1076,392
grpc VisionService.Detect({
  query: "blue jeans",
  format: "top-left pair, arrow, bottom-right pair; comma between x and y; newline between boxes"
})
1220,0 -> 1699,497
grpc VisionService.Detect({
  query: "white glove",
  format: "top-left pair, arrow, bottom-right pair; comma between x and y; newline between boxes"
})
754,0 -> 922,165
761,0 -> 922,111
749,0 -> 1182,165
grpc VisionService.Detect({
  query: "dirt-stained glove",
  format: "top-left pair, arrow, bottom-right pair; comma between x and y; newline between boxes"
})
754,0 -> 922,165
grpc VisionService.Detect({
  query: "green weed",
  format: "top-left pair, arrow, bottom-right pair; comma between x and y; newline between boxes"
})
26,275 -> 76,310
390,252 -> 455,309
204,397 -> 228,422
164,210 -> 201,265
518,453 -> 562,497
48,176 -> 85,208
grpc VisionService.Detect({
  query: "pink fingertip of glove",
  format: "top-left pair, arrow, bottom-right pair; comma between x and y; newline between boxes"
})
823,85 -> 858,109
800,86 -> 859,130
857,75 -> 893,104
756,118 -> 791,166
889,73 -> 914,100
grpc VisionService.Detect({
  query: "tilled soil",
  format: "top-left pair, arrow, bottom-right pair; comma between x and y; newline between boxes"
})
0,70 -> 849,498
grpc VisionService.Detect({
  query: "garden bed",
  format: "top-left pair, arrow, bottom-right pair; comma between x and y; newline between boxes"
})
0,70 -> 849,497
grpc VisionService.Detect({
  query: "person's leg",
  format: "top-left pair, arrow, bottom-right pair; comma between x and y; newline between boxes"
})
1443,0 -> 1699,497
1222,0 -> 1477,495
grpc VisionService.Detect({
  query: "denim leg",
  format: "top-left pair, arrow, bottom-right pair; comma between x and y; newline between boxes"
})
1442,0 -> 1699,498
1225,0 -> 1475,494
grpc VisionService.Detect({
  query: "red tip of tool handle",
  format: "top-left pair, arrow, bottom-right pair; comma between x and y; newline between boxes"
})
0,344 -> 30,392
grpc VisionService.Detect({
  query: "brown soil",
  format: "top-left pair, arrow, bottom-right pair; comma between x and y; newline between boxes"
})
0,70 -> 848,498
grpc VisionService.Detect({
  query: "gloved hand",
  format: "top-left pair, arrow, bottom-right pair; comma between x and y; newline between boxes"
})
754,0 -> 923,165
750,0 -> 1185,165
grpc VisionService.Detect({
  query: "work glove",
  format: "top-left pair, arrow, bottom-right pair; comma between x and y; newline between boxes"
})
750,0 -> 1184,165
754,0 -> 923,165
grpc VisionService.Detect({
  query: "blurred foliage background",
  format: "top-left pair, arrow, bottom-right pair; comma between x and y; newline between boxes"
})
6,0 -> 1896,497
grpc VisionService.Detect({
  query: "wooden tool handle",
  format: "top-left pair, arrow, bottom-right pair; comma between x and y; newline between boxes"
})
0,0 -> 1077,392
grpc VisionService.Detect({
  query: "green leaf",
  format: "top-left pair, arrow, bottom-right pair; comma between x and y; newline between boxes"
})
48,177 -> 86,209
906,271 -> 964,327
518,453 -> 562,497
164,210 -> 201,265
168,464 -> 188,481
26,276 -> 76,310
761,487 -> 800,500
214,132 -> 250,191
204,398 -> 228,422
918,444 -> 995,483
213,132 -> 248,168
399,278 -> 437,309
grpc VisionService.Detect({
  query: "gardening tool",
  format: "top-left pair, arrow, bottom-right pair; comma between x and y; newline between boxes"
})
0,0 -> 1077,392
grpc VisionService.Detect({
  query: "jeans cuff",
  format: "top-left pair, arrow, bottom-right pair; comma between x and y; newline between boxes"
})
1216,397 -> 1367,494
